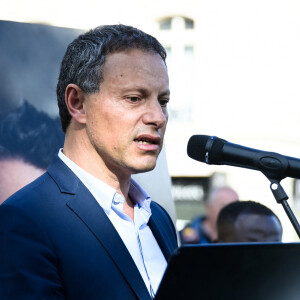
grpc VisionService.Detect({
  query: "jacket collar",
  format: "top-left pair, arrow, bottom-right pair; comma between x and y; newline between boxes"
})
47,156 -> 172,299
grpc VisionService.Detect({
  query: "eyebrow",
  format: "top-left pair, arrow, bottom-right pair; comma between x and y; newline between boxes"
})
123,87 -> 170,97
159,89 -> 171,97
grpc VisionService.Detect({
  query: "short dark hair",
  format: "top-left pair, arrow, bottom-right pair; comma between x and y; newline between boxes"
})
0,101 -> 64,169
217,200 -> 282,240
218,200 -> 281,226
56,24 -> 167,132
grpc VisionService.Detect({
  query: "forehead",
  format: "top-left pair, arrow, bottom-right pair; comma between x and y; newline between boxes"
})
235,214 -> 282,237
102,49 -> 168,81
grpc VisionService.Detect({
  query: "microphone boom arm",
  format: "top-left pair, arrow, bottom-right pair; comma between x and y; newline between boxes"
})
187,134 -> 300,239
268,177 -> 300,238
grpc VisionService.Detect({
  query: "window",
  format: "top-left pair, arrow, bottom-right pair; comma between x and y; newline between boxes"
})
159,18 -> 172,30
157,16 -> 196,122
172,177 -> 210,220
184,18 -> 194,29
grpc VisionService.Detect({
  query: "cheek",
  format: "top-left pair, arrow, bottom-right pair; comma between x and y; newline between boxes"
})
88,106 -> 115,132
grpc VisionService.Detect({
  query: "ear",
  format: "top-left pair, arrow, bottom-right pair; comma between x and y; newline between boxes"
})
65,84 -> 87,124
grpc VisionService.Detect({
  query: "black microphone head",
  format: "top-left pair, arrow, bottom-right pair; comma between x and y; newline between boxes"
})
187,135 -> 227,164
187,135 -> 211,162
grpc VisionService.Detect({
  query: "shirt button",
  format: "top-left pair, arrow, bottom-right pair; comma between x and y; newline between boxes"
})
113,194 -> 124,205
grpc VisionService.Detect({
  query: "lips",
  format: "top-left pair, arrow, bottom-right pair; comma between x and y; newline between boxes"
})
134,134 -> 161,145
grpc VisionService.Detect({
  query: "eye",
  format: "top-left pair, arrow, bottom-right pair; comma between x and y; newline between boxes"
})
159,99 -> 169,107
127,96 -> 141,103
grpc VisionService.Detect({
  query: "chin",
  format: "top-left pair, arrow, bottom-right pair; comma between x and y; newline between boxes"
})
129,162 -> 157,174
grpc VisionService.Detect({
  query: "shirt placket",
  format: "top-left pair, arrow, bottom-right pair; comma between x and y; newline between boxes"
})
134,206 -> 155,299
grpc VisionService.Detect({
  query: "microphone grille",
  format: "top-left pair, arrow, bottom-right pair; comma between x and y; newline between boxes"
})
187,135 -> 211,162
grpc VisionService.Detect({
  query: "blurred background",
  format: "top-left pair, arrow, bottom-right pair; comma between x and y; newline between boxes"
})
1,0 -> 300,242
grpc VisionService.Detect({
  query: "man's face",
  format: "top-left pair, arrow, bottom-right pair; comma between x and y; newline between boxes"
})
206,188 -> 239,228
234,213 -> 283,242
83,49 -> 170,177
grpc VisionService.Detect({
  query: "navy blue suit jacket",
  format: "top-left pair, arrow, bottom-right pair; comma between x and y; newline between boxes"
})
0,157 -> 178,299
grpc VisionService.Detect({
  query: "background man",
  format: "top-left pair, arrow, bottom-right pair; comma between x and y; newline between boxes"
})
180,186 -> 239,244
217,200 -> 283,243
0,24 -> 178,299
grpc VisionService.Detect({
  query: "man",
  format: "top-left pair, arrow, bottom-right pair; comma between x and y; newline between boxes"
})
217,200 -> 283,243
0,25 -> 178,299
180,186 -> 239,244
0,101 -> 64,204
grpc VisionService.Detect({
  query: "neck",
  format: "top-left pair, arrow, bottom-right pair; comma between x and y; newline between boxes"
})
63,126 -> 131,198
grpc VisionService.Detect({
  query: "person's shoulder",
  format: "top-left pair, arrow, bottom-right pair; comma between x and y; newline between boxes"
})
0,169 -> 68,238
2,171 -> 54,210
190,215 -> 206,225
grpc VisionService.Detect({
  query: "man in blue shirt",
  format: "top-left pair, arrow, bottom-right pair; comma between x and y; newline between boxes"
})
180,186 -> 239,244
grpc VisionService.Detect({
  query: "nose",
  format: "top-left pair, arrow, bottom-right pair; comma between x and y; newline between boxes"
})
142,99 -> 168,128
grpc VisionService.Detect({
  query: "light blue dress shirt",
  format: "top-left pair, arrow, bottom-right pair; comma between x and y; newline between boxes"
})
58,150 -> 167,297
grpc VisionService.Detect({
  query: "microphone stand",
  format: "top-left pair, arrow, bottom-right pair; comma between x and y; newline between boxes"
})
267,177 -> 300,238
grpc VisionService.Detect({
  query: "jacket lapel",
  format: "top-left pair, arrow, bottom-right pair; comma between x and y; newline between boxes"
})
47,157 -> 151,300
148,208 -> 176,262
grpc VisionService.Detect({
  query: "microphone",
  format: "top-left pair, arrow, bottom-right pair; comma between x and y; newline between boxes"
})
187,135 -> 300,180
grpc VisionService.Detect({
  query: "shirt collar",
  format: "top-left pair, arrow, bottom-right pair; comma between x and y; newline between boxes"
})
129,179 -> 152,215
58,149 -> 152,216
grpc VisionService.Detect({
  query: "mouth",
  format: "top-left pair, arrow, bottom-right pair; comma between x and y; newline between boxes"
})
134,135 -> 161,146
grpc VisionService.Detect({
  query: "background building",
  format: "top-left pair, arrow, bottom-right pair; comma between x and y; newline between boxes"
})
1,0 -> 300,241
